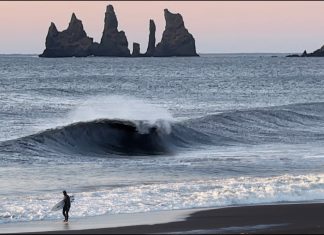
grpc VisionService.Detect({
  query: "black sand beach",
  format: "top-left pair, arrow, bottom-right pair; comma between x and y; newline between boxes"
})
31,203 -> 324,234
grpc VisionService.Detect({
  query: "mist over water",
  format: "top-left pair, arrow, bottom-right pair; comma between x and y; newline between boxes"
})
1,54 -> 324,224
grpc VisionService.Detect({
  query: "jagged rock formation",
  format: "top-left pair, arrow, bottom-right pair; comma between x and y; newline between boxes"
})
39,13 -> 94,57
132,43 -> 141,57
303,46 -> 324,57
154,9 -> 198,57
302,50 -> 308,57
93,5 -> 130,57
145,20 -> 156,56
287,47 -> 324,58
40,5 -> 199,58
286,49 -> 306,57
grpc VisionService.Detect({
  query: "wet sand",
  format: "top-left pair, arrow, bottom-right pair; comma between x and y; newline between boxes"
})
30,203 -> 324,234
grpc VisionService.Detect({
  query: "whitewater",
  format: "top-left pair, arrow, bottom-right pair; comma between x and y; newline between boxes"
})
1,54 -> 324,224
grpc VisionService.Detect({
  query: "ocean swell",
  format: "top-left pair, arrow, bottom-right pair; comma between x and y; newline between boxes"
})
1,102 -> 324,156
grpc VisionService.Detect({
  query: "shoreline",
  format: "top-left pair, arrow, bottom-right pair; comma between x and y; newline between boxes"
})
44,203 -> 324,234
2,202 -> 324,234
0,208 -> 196,234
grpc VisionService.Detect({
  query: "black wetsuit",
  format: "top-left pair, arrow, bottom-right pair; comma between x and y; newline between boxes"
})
63,195 -> 71,222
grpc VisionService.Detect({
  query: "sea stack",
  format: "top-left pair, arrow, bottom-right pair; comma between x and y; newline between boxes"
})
39,5 -> 200,58
132,43 -> 141,57
154,9 -> 198,57
39,13 -> 94,57
93,5 -> 130,57
145,20 -> 156,56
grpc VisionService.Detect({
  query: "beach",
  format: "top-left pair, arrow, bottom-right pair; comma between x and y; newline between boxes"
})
4,202 -> 319,234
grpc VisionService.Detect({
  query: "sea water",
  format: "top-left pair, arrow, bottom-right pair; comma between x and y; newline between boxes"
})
1,54 -> 324,224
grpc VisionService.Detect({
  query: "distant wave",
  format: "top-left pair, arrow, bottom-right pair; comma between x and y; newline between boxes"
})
1,102 -> 324,156
184,101 -> 324,145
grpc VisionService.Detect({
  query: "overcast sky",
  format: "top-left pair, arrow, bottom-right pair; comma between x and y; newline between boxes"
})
1,1 -> 324,54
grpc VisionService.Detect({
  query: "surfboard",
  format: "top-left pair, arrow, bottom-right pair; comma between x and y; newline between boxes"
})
51,195 -> 75,211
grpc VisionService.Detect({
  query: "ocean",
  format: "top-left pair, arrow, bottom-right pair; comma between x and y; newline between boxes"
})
1,54 -> 324,224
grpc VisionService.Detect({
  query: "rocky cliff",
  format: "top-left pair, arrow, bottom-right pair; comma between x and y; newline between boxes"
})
154,9 -> 198,57
39,13 -> 94,57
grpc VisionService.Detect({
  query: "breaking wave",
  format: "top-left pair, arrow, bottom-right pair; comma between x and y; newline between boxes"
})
1,102 -> 324,156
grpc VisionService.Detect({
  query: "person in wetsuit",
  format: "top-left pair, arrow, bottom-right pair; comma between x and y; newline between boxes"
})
62,190 -> 71,222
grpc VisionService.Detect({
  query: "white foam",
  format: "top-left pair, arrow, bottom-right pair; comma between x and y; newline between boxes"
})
1,173 -> 324,224
36,95 -> 175,133
67,95 -> 174,124
303,155 -> 324,159
135,119 -> 172,135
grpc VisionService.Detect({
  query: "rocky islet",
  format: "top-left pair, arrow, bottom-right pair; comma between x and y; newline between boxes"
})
39,5 -> 198,58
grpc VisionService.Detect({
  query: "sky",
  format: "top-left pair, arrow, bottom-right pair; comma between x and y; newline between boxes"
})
1,1 -> 324,54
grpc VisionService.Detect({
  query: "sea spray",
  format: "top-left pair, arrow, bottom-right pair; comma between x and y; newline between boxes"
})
35,95 -> 175,133
67,95 -> 174,124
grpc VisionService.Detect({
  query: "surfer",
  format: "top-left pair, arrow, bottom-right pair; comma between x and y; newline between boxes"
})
62,190 -> 71,222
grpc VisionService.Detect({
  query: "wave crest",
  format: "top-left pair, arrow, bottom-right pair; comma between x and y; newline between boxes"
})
2,102 -> 324,156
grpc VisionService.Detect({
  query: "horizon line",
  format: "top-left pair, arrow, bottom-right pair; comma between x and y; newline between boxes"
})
0,52 -> 299,56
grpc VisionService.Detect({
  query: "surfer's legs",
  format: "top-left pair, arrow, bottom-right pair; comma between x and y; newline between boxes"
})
63,207 -> 69,222
62,209 -> 66,221
65,209 -> 69,221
